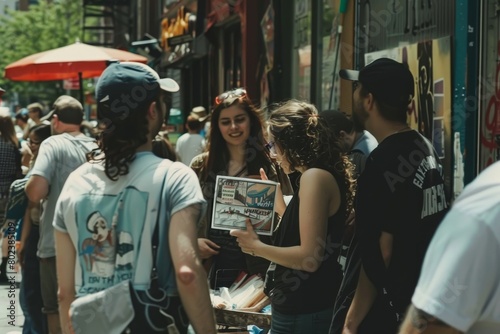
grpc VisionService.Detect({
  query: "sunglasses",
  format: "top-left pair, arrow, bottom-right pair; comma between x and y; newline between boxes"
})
27,138 -> 41,145
215,88 -> 247,105
265,141 -> 277,156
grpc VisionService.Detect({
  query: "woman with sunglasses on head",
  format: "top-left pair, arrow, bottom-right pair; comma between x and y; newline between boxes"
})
231,100 -> 355,333
190,88 -> 290,289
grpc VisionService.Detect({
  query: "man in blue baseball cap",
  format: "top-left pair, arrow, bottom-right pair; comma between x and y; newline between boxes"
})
53,62 -> 216,333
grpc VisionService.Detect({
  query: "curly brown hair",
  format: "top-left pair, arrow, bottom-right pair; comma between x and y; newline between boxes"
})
268,100 -> 356,215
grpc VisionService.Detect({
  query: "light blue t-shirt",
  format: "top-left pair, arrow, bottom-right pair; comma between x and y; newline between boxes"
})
352,130 -> 378,156
31,133 -> 97,258
53,152 -> 206,296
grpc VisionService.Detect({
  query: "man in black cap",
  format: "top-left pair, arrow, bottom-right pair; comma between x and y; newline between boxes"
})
337,58 -> 449,334
25,95 -> 97,334
52,62 -> 216,333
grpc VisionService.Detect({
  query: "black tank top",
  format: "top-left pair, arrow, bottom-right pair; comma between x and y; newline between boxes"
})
269,171 -> 346,314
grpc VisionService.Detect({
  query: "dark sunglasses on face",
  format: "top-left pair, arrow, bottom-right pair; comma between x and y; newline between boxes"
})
215,88 -> 247,105
265,141 -> 277,155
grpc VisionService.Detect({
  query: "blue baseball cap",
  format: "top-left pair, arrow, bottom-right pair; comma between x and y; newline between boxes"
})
96,62 -> 179,120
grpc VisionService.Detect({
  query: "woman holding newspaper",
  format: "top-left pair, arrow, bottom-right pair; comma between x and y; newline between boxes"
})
190,88 -> 291,289
231,100 -> 355,333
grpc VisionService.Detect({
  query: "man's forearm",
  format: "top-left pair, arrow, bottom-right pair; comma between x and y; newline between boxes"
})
59,296 -> 75,334
344,265 -> 378,331
169,205 -> 216,333
399,305 -> 462,334
20,205 -> 33,246
176,266 -> 216,333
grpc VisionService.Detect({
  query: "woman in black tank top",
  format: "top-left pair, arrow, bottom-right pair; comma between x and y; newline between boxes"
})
231,100 -> 355,333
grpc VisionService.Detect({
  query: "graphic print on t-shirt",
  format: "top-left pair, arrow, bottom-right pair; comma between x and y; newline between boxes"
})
75,186 -> 148,295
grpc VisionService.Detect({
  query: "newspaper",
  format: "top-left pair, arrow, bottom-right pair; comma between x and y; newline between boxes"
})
211,175 -> 278,236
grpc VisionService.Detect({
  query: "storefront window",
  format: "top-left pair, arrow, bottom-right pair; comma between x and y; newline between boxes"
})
223,23 -> 242,89
293,0 -> 312,100
321,0 -> 339,111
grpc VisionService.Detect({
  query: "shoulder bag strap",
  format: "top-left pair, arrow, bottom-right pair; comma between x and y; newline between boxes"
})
149,161 -> 171,287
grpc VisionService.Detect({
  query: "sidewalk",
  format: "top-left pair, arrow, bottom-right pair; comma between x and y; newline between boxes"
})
0,275 -> 24,334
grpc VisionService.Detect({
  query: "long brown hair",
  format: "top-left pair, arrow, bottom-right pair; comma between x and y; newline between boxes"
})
0,114 -> 19,147
195,90 -> 274,183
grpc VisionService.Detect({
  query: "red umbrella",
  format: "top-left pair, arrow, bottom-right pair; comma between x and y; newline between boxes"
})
4,42 -> 148,105
4,42 -> 148,81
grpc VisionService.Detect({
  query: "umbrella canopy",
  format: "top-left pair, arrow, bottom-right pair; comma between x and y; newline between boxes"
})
4,42 -> 148,81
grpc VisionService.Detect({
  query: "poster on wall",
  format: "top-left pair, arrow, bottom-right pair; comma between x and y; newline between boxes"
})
432,36 -> 452,193
400,44 -> 419,131
480,37 -> 500,170
417,41 -> 434,141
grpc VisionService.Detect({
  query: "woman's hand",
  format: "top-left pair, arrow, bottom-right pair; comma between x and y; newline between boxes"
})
197,238 -> 220,259
230,219 -> 261,257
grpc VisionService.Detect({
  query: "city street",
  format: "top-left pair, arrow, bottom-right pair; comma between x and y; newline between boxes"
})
0,276 -> 24,334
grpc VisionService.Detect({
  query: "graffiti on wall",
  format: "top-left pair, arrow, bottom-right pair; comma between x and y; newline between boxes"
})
480,40 -> 500,168
417,40 -> 434,140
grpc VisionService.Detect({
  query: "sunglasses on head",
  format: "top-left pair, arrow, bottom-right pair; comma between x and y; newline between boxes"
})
215,88 -> 247,105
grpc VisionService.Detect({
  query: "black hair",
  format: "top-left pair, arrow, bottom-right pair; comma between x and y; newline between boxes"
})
152,136 -> 178,161
320,109 -> 355,137
186,117 -> 202,132
30,123 -> 51,142
359,86 -> 408,123
90,93 -> 163,180
15,112 -> 29,123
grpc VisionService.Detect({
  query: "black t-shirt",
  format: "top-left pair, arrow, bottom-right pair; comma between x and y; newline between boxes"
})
356,130 -> 449,317
269,170 -> 347,315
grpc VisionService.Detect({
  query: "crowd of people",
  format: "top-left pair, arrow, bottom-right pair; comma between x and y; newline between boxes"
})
0,57 -> 498,334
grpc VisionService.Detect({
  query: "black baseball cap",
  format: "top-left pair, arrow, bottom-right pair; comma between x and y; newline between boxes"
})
96,62 -> 179,120
41,95 -> 83,125
339,58 -> 414,108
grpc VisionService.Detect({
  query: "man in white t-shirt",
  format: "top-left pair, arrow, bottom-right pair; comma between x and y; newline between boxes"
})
175,114 -> 205,165
399,161 -> 500,334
